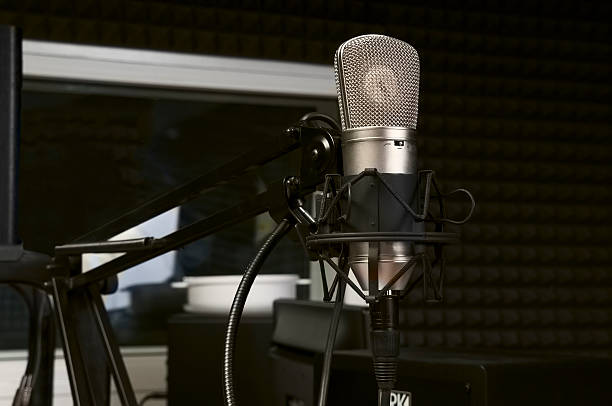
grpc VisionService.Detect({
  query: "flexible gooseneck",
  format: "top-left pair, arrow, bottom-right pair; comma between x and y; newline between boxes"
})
223,218 -> 294,406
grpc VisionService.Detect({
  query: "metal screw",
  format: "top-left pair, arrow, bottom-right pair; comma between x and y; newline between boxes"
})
284,127 -> 299,139
312,148 -> 320,161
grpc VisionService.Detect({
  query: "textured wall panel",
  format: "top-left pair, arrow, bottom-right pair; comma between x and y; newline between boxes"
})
0,1 -> 610,354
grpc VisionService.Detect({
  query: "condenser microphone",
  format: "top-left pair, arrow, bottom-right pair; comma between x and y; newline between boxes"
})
316,34 -> 471,406
334,34 -> 421,292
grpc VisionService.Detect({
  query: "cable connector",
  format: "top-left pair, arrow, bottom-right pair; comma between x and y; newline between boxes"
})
12,374 -> 33,406
369,295 -> 400,406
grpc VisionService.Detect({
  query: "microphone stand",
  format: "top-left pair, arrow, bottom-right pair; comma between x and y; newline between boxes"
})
0,25 -> 55,406
54,121 -> 340,406
0,29 -> 343,404
1,23 -> 473,405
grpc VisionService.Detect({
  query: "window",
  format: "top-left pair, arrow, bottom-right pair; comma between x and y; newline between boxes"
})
0,42 -> 336,348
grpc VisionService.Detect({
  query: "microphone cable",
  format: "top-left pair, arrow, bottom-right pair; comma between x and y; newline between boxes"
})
10,286 -> 48,406
138,391 -> 167,405
223,218 -> 294,406
317,275 -> 346,406
298,112 -> 340,131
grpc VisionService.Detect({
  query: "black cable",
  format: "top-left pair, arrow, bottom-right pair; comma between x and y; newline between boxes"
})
29,291 -> 48,389
317,275 -> 346,406
9,285 -> 34,372
9,285 -> 53,406
10,285 -> 35,406
299,112 -> 341,131
138,391 -> 167,405
370,295 -> 400,406
8,284 -> 33,314
14,292 -> 49,406
223,218 -> 293,406
379,389 -> 391,406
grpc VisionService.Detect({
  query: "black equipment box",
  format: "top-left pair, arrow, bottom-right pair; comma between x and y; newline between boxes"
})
270,300 -> 612,406
271,346 -> 612,406
167,313 -> 275,405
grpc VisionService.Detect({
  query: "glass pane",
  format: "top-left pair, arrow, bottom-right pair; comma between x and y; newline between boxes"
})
0,81 -> 336,348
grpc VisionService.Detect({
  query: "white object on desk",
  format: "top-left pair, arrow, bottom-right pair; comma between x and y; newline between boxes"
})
173,274 -> 299,316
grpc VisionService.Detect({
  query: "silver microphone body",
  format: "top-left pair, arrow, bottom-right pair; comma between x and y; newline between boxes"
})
334,35 -> 421,291
342,127 -> 417,175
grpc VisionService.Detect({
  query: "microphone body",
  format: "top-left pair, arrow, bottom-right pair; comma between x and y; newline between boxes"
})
327,34 -> 473,406
334,35 -> 422,292
334,34 -> 423,405
341,126 -> 420,291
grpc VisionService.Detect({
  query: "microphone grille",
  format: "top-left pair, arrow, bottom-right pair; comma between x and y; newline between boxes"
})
334,34 -> 420,131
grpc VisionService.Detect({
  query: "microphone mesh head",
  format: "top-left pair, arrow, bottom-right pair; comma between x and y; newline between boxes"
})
334,34 -> 420,131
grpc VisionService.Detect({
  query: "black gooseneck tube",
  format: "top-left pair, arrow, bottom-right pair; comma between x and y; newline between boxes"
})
223,218 -> 294,406
0,25 -> 21,246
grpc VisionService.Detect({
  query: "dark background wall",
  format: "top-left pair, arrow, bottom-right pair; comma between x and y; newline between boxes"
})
1,1 -> 611,355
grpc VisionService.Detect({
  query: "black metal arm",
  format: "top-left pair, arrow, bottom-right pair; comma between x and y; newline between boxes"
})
55,124 -> 340,288
73,131 -> 302,244
1,64 -> 340,404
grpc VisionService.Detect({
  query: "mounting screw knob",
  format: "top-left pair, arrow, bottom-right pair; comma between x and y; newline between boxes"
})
286,177 -> 301,193
284,127 -> 299,139
312,148 -> 320,161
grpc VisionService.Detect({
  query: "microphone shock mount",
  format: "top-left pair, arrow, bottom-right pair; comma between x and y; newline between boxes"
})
304,167 -> 475,405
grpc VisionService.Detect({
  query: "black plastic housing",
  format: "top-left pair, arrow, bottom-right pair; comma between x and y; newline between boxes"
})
341,173 -> 421,235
